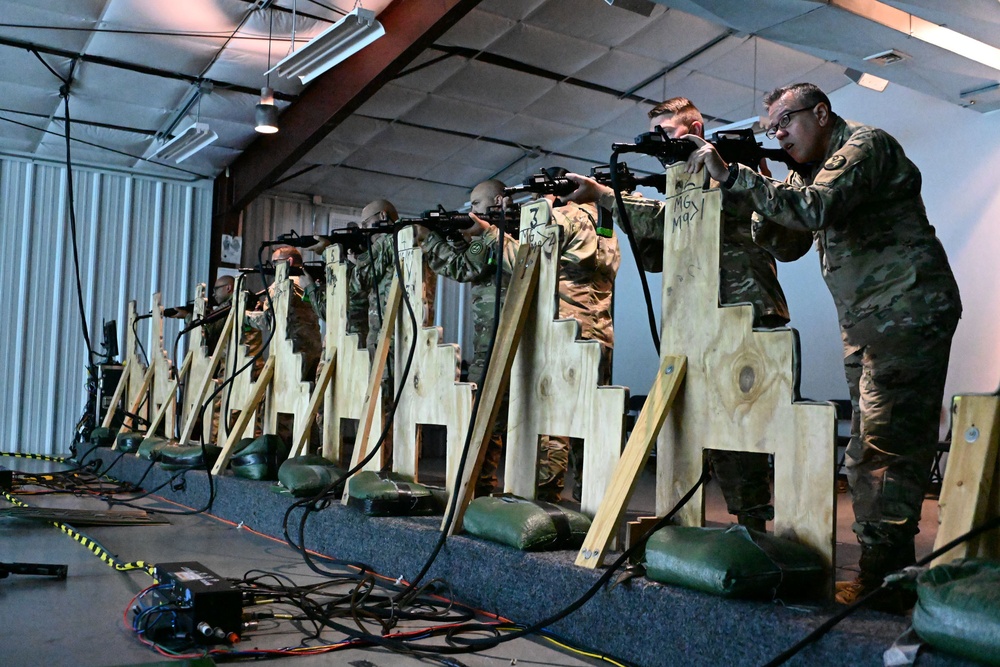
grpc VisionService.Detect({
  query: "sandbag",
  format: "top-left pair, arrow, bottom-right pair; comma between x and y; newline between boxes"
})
90,427 -> 117,447
114,431 -> 146,453
231,435 -> 288,480
158,443 -> 222,470
136,436 -> 172,461
346,471 -> 440,516
644,524 -> 826,599
462,495 -> 591,551
277,455 -> 344,497
912,559 -> 1000,665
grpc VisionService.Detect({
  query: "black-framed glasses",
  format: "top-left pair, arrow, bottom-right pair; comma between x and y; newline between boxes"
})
765,106 -> 814,139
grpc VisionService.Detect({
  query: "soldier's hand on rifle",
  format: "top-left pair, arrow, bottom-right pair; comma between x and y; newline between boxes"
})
562,173 -> 613,206
306,235 -> 332,254
465,213 -> 491,239
680,134 -> 729,182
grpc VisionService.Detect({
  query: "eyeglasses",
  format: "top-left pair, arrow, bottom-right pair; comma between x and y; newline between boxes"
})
765,106 -> 814,139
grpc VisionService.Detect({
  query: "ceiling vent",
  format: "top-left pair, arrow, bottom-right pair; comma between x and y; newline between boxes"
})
864,49 -> 909,66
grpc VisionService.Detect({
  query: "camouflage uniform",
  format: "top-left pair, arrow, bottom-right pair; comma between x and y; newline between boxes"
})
348,233 -> 436,464
421,231 -> 510,494
729,115 -> 961,564
479,202 -> 620,501
203,293 -> 232,352
303,263 -> 369,338
613,190 -> 789,526
245,278 -> 323,382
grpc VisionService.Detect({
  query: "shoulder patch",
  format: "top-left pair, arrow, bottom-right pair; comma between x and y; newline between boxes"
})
823,154 -> 847,171
469,241 -> 484,255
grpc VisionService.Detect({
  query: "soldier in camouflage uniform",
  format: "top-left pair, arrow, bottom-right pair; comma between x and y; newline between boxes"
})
417,179 -> 511,496
466,174 -> 620,503
299,238 -> 369,340
245,246 -> 323,382
565,98 -> 786,528
686,83 -> 961,613
204,275 -> 234,351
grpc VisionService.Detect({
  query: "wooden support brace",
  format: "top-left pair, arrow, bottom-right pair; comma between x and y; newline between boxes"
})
140,350 -> 193,444
291,353 -> 337,458
445,244 -> 541,535
933,392 -> 1000,566
177,308 -> 236,444
575,355 -> 686,568
342,276 -> 403,503
212,355 -> 277,475
114,364 -> 155,444
100,358 -> 131,430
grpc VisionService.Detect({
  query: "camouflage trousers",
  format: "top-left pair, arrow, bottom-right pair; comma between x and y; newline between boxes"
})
709,449 -> 773,527
468,331 -> 508,496
842,311 -> 959,549
536,344 -> 613,502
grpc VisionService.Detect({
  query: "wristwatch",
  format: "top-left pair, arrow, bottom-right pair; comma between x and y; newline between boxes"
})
723,162 -> 740,189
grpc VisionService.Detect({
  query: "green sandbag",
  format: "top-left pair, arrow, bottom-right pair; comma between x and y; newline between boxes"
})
277,455 -> 344,497
462,495 -> 592,551
158,443 -> 222,470
90,427 -> 116,447
231,435 -> 288,481
136,436 -> 172,460
346,471 -> 441,516
912,559 -> 1000,665
644,524 -> 826,599
114,431 -> 146,453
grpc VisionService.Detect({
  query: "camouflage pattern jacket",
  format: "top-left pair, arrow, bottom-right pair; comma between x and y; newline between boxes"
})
730,115 -> 961,331
479,201 -> 620,350
613,190 -> 790,326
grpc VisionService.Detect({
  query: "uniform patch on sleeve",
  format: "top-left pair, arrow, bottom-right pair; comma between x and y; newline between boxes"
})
823,155 -> 847,171
469,241 -> 484,255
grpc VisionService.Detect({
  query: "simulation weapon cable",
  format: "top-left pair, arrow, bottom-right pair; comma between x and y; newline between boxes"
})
762,511 -> 1000,667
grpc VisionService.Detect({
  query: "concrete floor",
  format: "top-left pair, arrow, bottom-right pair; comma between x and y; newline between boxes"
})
1,457 -> 609,667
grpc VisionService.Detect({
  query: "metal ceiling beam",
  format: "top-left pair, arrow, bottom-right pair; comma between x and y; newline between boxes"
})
213,0 -> 483,220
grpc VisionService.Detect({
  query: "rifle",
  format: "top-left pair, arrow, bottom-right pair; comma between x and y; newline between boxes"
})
612,127 -> 801,171
590,163 -> 666,194
404,204 -> 521,238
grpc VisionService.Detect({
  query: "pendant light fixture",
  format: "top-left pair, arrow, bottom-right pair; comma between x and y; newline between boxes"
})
255,8 -> 279,134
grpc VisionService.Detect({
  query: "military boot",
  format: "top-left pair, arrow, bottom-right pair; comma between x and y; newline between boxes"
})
835,542 -> 917,614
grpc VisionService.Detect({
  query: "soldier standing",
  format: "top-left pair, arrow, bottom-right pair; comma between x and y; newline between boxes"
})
684,82 -> 961,613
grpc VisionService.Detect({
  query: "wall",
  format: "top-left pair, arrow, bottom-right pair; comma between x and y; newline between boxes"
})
0,157 -> 212,456
611,83 -> 1000,420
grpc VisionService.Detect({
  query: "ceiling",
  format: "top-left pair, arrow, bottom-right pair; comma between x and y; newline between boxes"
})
2,0 -> 999,216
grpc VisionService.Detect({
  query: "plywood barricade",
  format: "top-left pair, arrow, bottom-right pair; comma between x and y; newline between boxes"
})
219,274 -> 264,445
506,200 -> 628,517
393,226 -> 474,491
320,245 -> 381,466
179,284 -> 214,431
102,301 -> 148,435
148,293 -> 177,437
933,388 -> 1000,566
655,164 -> 836,571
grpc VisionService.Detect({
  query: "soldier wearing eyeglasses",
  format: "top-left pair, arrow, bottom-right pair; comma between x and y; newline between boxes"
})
684,82 -> 962,614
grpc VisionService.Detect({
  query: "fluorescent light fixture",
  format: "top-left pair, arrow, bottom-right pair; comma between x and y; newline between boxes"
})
151,122 -> 218,163
255,86 -> 279,134
268,7 -> 385,85
845,68 -> 889,92
831,0 -> 1000,71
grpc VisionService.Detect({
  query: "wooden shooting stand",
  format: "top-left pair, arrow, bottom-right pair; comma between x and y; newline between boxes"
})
213,262 -> 316,473
577,164 -> 836,576
392,226 -> 473,490
218,274 -> 264,447
933,386 -> 1000,566
147,293 -> 177,437
102,301 -> 152,441
505,201 -> 627,516
318,245 -> 380,465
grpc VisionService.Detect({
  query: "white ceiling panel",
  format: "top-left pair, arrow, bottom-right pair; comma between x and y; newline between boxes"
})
476,0 -> 548,22
401,95 -> 515,137
343,145 -> 443,180
354,84 -> 429,121
561,131 -> 630,163
362,123 -> 473,162
652,0 -> 815,35
521,83 -> 638,130
423,161 -> 499,192
436,9 -> 517,50
694,37 -> 829,95
448,139 -> 530,171
492,114 -> 590,153
524,0 -> 665,48
431,61 -> 556,114
634,71 -> 758,122
393,181 -> 475,216
487,23 -> 609,76
0,0 -> 106,51
619,8 -> 731,63
392,51 -> 469,94
575,49 -> 670,91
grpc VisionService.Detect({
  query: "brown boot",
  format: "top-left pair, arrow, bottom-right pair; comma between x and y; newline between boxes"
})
835,543 -> 917,614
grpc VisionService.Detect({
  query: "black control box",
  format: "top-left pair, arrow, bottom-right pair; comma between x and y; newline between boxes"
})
153,561 -> 242,644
